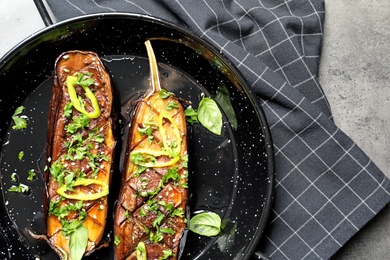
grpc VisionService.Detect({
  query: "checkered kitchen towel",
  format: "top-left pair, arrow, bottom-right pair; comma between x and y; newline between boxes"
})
43,0 -> 390,259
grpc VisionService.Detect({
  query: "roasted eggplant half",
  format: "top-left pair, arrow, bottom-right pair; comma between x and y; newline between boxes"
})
113,41 -> 188,260
31,50 -> 115,260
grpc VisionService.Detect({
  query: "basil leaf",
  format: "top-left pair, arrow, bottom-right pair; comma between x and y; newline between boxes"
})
197,97 -> 222,135
69,224 -> 88,260
189,211 -> 221,237
214,85 -> 237,130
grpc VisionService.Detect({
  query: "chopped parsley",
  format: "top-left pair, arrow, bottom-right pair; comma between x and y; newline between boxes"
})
8,183 -> 30,193
61,218 -> 85,236
166,101 -> 179,111
171,207 -> 185,218
65,114 -> 90,134
149,229 -> 164,243
75,72 -> 94,88
10,173 -> 18,183
152,212 -> 164,228
138,123 -> 157,143
162,249 -> 174,259
18,151 -> 24,160
158,89 -> 174,99
64,102 -> 73,118
114,235 -> 121,246
27,170 -> 36,181
12,106 -> 27,130
160,227 -> 175,235
184,107 -> 198,124
49,200 -> 83,220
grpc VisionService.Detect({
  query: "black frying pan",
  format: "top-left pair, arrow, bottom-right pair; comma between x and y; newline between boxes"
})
0,13 -> 274,259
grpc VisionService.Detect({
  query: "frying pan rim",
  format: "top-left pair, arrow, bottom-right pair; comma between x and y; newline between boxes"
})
0,12 -> 274,259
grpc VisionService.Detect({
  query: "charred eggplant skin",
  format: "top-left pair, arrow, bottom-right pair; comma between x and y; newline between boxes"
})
42,50 -> 115,259
114,41 -> 188,260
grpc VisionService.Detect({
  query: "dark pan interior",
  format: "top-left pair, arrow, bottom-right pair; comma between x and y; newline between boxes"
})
0,13 -> 274,259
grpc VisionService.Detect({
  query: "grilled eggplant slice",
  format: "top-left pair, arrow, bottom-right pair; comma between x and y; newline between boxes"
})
114,41 -> 188,260
35,51 -> 115,259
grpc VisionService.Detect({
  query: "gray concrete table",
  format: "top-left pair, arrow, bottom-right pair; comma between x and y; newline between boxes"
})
0,0 -> 389,259
320,1 -> 390,259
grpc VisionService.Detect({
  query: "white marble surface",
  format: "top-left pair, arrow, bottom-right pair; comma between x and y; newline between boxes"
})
0,0 -> 389,259
0,0 -> 44,58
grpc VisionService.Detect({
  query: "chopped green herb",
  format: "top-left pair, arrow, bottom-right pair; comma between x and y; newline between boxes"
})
184,106 -> 198,124
64,171 -> 76,191
27,170 -> 36,181
181,154 -> 189,168
114,235 -> 121,246
149,229 -> 163,243
12,106 -> 27,130
139,208 -> 147,217
166,100 -> 179,111
75,72 -> 94,88
158,201 -> 174,213
49,200 -> 83,219
159,89 -> 174,99
18,151 -> 24,160
64,102 -> 73,118
171,207 -> 185,218
10,173 -> 18,183
160,227 -> 175,235
92,134 -> 105,143
163,167 -> 181,186
152,212 -> 164,228
61,218 -> 84,236
65,114 -> 90,134
134,166 -> 147,177
162,249 -> 174,259
50,160 -> 69,186
130,152 -> 156,166
146,199 -> 159,212
138,124 -> 157,143
8,183 -> 30,193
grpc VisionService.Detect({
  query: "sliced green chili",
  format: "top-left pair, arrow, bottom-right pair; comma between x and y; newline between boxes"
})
135,241 -> 147,260
66,75 -> 101,119
158,112 -> 182,156
57,179 -> 109,201
130,149 -> 180,168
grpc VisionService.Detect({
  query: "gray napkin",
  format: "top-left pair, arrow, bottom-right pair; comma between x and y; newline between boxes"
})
42,0 -> 390,259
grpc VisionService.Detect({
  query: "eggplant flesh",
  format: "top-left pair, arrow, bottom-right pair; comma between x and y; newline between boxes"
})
114,41 -> 188,260
40,50 -> 115,259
